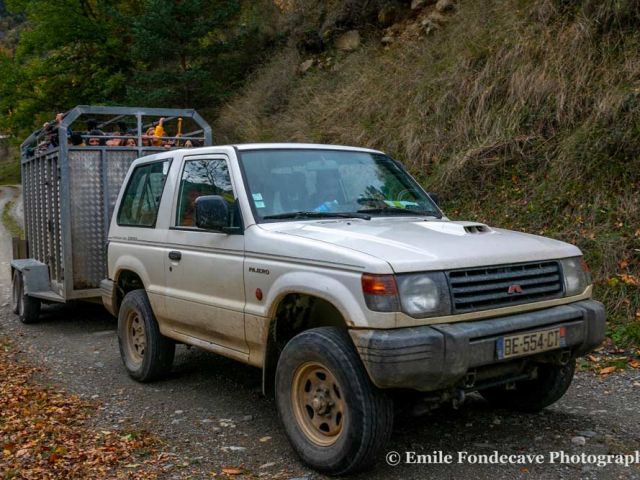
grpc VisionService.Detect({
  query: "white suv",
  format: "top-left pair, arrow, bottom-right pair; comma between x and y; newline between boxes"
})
102,143 -> 605,475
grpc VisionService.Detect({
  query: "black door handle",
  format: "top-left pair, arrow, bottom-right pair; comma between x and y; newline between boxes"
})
168,251 -> 182,261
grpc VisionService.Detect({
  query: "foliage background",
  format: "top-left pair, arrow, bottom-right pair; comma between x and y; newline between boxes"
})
0,0 -> 280,139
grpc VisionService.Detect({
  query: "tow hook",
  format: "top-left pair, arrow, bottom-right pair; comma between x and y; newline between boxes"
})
541,349 -> 572,365
452,389 -> 465,409
559,350 -> 572,365
464,371 -> 476,389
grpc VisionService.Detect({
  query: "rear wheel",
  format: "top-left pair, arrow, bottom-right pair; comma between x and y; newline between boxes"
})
12,270 -> 41,324
11,270 -> 20,314
276,327 -> 394,475
118,289 -> 175,382
479,359 -> 576,412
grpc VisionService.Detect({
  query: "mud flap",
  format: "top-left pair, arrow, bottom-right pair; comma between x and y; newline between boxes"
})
11,237 -> 28,260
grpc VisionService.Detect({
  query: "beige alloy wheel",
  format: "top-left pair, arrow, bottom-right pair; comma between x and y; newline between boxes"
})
117,289 -> 175,382
275,327 -> 394,475
124,310 -> 146,366
291,361 -> 346,447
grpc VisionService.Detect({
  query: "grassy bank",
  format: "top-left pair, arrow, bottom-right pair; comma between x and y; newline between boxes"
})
216,0 -> 640,345
2,197 -> 22,239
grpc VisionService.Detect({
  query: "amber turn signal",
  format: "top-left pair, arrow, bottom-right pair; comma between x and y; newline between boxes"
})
361,274 -> 398,296
361,274 -> 399,312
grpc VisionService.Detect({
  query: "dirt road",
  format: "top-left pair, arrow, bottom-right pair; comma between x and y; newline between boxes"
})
0,185 -> 21,299
0,186 -> 639,479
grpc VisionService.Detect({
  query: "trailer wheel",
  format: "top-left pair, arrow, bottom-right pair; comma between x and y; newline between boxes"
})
118,289 -> 175,382
479,359 -> 576,412
12,270 -> 41,324
11,270 -> 20,314
275,327 -> 394,475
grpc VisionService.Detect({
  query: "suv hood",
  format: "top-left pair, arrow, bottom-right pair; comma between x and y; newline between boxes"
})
263,218 -> 580,272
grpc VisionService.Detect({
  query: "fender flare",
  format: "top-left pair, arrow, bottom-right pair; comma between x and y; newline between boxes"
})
265,271 -> 369,327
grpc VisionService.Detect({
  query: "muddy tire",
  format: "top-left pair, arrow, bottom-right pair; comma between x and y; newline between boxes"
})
480,359 -> 576,412
275,327 -> 394,475
11,270 -> 20,314
118,289 -> 175,382
13,270 -> 41,324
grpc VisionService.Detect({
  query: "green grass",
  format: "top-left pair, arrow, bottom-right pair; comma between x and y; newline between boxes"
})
609,321 -> 640,347
2,198 -> 23,239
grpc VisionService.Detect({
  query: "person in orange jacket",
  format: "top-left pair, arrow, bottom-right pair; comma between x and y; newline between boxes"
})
153,117 -> 166,147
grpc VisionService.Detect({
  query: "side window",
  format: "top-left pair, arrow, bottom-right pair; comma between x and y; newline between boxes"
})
176,158 -> 235,227
117,160 -> 171,227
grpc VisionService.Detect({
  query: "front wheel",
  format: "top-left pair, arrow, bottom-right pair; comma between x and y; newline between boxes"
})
275,327 -> 394,475
12,270 -> 41,324
479,359 -> 576,412
118,289 -> 175,382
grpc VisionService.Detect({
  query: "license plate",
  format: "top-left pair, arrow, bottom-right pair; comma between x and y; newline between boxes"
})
496,327 -> 566,360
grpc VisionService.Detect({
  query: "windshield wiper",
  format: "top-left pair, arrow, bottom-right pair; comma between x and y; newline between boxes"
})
263,211 -> 371,220
357,207 -> 441,218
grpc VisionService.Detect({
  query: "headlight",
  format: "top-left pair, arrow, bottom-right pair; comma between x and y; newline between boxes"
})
396,272 -> 451,318
560,257 -> 591,296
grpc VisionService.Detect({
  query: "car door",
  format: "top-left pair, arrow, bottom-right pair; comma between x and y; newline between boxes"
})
114,157 -> 172,319
163,153 -> 248,355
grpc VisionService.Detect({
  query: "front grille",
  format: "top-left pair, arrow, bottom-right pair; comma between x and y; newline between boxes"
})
447,261 -> 564,313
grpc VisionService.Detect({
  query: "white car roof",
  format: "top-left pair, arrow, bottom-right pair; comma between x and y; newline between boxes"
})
233,143 -> 383,154
131,143 -> 385,165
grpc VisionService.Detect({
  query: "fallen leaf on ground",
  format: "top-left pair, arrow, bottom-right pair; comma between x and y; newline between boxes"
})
222,466 -> 243,475
0,335 -> 181,479
619,273 -> 639,286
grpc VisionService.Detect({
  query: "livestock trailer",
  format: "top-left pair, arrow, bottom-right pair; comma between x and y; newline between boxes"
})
10,105 -> 212,322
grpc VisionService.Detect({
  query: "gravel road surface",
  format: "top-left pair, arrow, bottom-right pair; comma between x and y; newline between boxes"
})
0,185 -> 639,479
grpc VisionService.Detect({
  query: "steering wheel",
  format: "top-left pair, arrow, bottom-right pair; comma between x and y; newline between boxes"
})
396,188 -> 417,201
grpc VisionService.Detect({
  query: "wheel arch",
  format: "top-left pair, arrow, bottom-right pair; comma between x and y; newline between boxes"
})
261,291 -> 352,396
113,267 -> 147,315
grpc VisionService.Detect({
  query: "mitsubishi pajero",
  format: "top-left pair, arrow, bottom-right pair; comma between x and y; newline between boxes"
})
101,143 -> 605,475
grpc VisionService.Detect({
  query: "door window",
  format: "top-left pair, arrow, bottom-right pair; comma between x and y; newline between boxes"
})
117,159 -> 171,227
176,158 -> 235,227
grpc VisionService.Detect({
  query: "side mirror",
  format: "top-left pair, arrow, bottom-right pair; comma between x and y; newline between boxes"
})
195,195 -> 230,231
427,192 -> 440,206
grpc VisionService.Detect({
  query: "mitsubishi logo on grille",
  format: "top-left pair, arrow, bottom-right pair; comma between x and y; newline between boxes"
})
508,284 -> 524,294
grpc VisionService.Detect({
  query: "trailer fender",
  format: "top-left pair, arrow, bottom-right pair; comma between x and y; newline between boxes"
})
10,259 -> 50,294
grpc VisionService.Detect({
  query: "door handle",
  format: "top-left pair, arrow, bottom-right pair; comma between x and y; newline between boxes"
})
168,251 -> 182,261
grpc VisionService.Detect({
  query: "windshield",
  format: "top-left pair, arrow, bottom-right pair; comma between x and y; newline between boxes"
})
238,149 -> 441,221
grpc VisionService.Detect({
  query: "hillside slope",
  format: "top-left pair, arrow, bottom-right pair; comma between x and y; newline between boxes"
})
216,0 -> 640,343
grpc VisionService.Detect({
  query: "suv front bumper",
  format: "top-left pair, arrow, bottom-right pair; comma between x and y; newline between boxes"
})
349,299 -> 605,391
